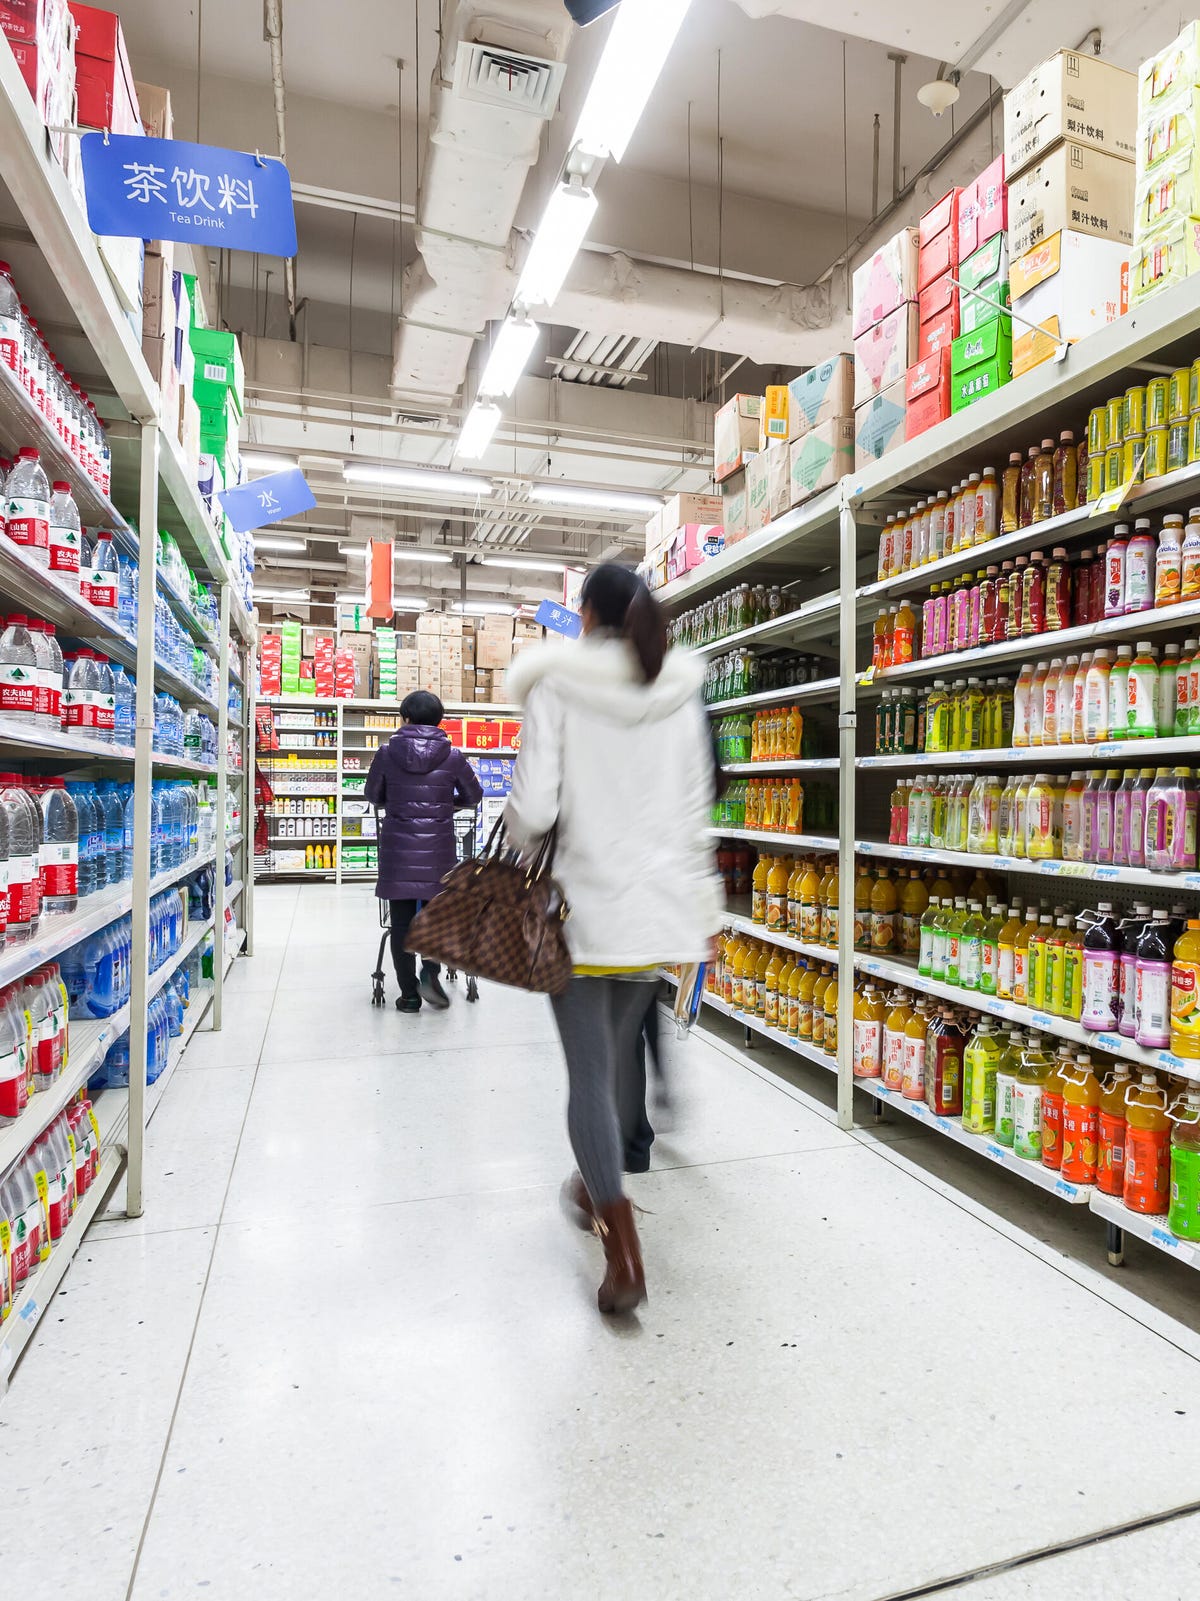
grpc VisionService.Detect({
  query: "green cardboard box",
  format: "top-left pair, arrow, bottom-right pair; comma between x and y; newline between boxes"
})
951,316 -> 1013,413
958,235 -> 1012,336
190,327 -> 244,414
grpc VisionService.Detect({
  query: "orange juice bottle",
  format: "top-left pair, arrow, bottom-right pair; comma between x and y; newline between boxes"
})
823,976 -> 840,1057
853,981 -> 886,1078
745,778 -> 762,830
900,869 -> 929,956
870,866 -> 898,953
799,857 -> 822,944
1060,1053 -> 1101,1185
785,777 -> 804,833
777,952 -> 796,1027
1040,1044 -> 1072,1170
786,857 -> 803,934
751,853 -> 769,925
883,987 -> 912,1089
902,999 -> 929,1099
786,704 -> 803,757
766,855 -> 790,933
787,959 -> 806,1037
853,865 -> 873,950
812,966 -> 833,1048
1124,1072 -> 1171,1215
753,944 -> 771,1019
764,947 -> 784,1028
1171,918 -> 1200,1057
729,938 -> 750,1012
1097,1063 -> 1133,1194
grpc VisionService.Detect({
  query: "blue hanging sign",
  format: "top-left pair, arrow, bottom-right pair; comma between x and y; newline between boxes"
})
535,600 -> 582,638
218,469 -> 315,534
81,135 -> 298,257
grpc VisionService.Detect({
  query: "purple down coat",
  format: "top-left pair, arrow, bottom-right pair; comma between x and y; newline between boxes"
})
364,725 -> 483,901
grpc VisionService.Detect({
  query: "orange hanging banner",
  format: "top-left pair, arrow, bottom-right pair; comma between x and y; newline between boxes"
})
367,539 -> 393,618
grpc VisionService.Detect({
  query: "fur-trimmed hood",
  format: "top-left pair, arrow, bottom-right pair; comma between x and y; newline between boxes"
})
504,636 -> 704,725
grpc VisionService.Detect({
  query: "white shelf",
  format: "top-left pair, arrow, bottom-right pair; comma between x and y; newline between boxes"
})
860,736 -> 1200,769
855,1075 -> 1094,1204
686,591 -> 840,658
661,966 -> 837,1076
655,488 -> 841,607
0,359 -> 130,532
705,676 -> 839,714
0,1006 -> 129,1184
856,836 -> 1200,892
722,909 -> 833,965
722,758 -> 839,774
1089,1190 -> 1200,1269
854,949 -> 1198,1082
710,826 -> 838,851
228,879 -> 244,902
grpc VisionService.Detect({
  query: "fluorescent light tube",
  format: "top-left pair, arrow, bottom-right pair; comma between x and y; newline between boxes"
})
572,0 -> 692,162
242,451 -> 299,474
394,596 -> 430,610
453,601 -> 517,616
479,318 -> 539,398
527,484 -> 664,514
342,463 -> 493,497
254,587 -> 310,602
455,401 -> 503,460
515,182 -> 598,309
480,556 -> 568,573
338,544 -> 454,564
255,535 -> 309,552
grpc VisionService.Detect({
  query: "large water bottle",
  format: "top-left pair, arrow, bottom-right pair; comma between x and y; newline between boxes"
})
110,662 -> 134,746
63,649 -> 95,736
152,691 -> 170,754
62,932 -> 99,1018
117,553 -> 137,634
0,777 -> 33,937
87,925 -> 118,1017
0,615 -> 39,726
85,528 -> 119,612
91,652 -> 115,744
36,778 -> 77,915
122,786 -> 135,881
64,782 -> 97,899
0,261 -> 23,378
32,620 -> 63,729
97,782 -> 123,885
47,481 -> 81,578
5,447 -> 49,565
183,709 -> 202,763
149,784 -> 164,875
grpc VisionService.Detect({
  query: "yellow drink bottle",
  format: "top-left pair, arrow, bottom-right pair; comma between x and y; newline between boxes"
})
796,961 -> 817,1041
751,853 -> 769,924
823,978 -> 840,1058
764,947 -> 784,1028
767,854 -> 790,933
853,864 -> 873,950
812,967 -> 832,1047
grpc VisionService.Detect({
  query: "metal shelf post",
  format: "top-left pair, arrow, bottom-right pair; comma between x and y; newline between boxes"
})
213,584 -> 230,1029
836,494 -> 857,1133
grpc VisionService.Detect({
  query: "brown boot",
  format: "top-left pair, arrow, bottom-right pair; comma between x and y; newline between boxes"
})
596,1198 -> 646,1314
559,1172 -> 595,1232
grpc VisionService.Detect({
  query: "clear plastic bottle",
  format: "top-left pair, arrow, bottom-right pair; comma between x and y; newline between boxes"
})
1157,514 -> 1184,608
91,651 -> 115,743
1105,524 -> 1130,617
0,613 -> 39,726
29,619 -> 62,729
110,662 -> 134,747
47,480 -> 82,578
65,780 -> 98,899
85,528 -> 119,612
4,447 -> 49,564
0,260 -> 23,377
96,781 -> 124,885
0,776 -> 35,935
36,777 -> 77,915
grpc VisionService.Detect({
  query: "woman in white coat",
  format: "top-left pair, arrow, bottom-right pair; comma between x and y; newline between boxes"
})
504,563 -> 723,1314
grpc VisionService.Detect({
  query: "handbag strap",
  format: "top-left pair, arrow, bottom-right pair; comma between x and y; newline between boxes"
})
478,813 -> 559,878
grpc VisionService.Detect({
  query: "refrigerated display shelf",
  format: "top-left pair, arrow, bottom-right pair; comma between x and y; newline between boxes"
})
855,836 -> 1200,893
854,950 -> 1196,1082
0,1007 -> 130,1184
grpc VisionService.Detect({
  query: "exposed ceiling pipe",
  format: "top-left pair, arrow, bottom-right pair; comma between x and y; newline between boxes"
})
262,0 -> 297,339
887,52 -> 905,202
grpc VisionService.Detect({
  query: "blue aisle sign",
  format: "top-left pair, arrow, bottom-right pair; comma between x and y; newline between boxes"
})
81,135 -> 298,257
535,600 -> 582,637
219,469 -> 315,534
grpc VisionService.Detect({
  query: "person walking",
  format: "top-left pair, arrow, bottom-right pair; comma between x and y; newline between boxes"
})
504,564 -> 723,1314
365,689 -> 483,1013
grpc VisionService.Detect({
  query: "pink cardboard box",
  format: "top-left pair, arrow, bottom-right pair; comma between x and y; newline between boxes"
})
852,227 -> 919,337
853,302 -> 920,405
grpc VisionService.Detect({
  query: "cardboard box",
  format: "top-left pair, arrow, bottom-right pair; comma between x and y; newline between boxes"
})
721,475 -> 749,545
476,617 -> 514,673
853,302 -> 920,404
905,348 -> 953,439
0,0 -> 67,43
643,508 -> 663,559
134,78 -> 171,139
788,417 -> 853,504
760,384 -> 789,448
918,187 -> 961,290
1004,50 -> 1136,179
1139,21 -> 1200,116
660,492 -> 724,535
440,640 -> 464,672
765,439 -> 790,520
415,612 -> 442,637
714,394 -> 762,481
667,523 -> 724,581
190,327 -> 245,417
958,154 -> 1006,260
1008,141 -> 1136,257
786,354 -> 854,439
1010,229 -> 1130,372
853,381 -> 907,472
1130,215 -> 1200,303
746,449 -> 772,533
67,0 -> 140,133
1135,150 -> 1200,237
852,227 -> 919,337
958,233 -> 1011,334
340,631 -> 374,690
917,271 -> 959,360
1137,86 -> 1200,181
951,317 -> 1013,412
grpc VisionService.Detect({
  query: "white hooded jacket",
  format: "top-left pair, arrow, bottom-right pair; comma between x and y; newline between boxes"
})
503,635 -> 724,968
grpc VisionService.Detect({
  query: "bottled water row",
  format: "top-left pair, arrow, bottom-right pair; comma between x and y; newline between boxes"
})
0,1104 -> 100,1311
60,889 -> 190,1023
91,969 -> 194,1093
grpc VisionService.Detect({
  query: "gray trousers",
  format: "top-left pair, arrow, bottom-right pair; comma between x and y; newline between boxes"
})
551,976 -> 658,1207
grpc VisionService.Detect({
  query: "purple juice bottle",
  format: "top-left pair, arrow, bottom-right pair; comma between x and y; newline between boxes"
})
1118,903 -> 1152,1038
1144,766 -> 1200,873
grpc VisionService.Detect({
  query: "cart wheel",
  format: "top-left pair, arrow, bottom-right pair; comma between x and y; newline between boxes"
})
446,967 -> 459,983
467,976 -> 480,1003
370,973 -> 386,1006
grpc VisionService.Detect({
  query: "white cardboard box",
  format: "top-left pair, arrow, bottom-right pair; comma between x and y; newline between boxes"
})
1004,50 -> 1137,179
1009,228 -> 1130,376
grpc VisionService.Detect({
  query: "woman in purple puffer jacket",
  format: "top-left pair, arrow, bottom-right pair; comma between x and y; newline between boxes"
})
364,690 -> 483,1013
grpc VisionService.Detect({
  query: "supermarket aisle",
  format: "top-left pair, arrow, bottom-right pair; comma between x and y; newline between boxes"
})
4,883 -> 1200,1601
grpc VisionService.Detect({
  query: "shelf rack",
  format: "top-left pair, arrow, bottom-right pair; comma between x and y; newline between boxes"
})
658,268 -> 1200,1279
0,43 -> 256,1381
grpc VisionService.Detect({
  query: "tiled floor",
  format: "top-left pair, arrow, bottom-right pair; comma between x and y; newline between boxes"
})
3,881 -> 1200,1600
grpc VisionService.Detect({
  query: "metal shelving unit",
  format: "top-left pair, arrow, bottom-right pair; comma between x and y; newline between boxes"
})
657,269 -> 1200,1279
0,47 -> 255,1381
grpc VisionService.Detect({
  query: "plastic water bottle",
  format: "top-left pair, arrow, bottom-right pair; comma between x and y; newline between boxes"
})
31,620 -> 63,728
150,784 -> 164,875
23,618 -> 54,728
0,261 -> 23,377
62,932 -> 99,1018
85,528 -> 119,612
117,553 -> 137,634
122,786 -> 135,881
0,614 -> 39,725
65,782 -> 97,899
92,651 -> 115,743
47,481 -> 81,577
110,663 -> 133,747
36,777 -> 77,914
5,447 -> 49,565
97,782 -> 123,885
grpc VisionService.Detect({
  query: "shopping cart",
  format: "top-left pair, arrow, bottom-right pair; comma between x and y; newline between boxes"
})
370,809 -> 481,1006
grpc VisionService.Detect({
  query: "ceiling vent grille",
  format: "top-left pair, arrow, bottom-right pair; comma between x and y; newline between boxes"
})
452,42 -> 566,120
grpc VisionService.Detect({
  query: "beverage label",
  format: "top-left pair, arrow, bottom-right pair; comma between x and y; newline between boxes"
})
1118,953 -> 1137,1032
764,986 -> 779,1028
1013,1080 -> 1043,1160
1041,1088 -> 1064,1169
88,571 -> 118,610
1125,1125 -> 1171,1214
799,904 -> 820,942
936,1047 -> 961,1110
901,1035 -> 926,1098
0,1042 -> 25,1119
1126,547 -> 1153,608
1136,960 -> 1171,1047
48,522 -> 80,574
883,1026 -> 905,1089
751,888 -> 766,923
824,1009 -> 838,1056
39,840 -> 77,898
1013,946 -> 1029,1005
1171,959 -> 1200,1043
0,660 -> 37,717
853,1018 -> 882,1079
1169,1145 -> 1200,1239
0,312 -> 20,372
959,936 -> 981,990
1097,1110 -> 1126,1194
766,892 -> 786,931
870,910 -> 895,952
6,495 -> 48,550
1061,1099 -> 1100,1183
1081,950 -> 1119,1029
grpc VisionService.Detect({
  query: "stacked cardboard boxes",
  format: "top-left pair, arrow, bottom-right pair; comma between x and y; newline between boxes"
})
311,632 -> 335,699
662,492 -> 724,577
1004,50 -> 1135,379
373,627 -> 397,700
340,629 -> 373,698
259,632 -> 282,697
4,0 -> 76,177
904,189 -> 967,441
785,355 -> 855,502
852,227 -> 918,469
714,394 -> 763,482
1131,23 -> 1200,302
278,622 -> 303,696
68,0 -> 139,133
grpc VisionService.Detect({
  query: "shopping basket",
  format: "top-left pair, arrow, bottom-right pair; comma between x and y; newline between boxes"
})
370,809 -> 481,1006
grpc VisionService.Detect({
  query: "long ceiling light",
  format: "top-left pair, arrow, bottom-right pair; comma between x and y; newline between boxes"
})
479,318 -> 539,398
455,402 -> 503,461
242,451 -> 299,474
342,463 -> 494,497
453,601 -> 517,616
254,586 -> 310,602
394,595 -> 431,610
338,544 -> 455,564
515,180 -> 598,309
572,0 -> 692,163
480,555 -> 568,573
528,484 -> 664,514
255,535 -> 309,552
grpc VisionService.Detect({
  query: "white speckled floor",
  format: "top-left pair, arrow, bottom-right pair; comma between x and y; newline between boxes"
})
3,882 -> 1200,1601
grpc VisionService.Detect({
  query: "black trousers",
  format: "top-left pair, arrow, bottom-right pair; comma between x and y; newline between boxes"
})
388,899 -> 440,998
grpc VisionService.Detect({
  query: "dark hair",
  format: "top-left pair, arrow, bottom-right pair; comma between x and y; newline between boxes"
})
400,689 -> 444,726
579,561 -> 667,683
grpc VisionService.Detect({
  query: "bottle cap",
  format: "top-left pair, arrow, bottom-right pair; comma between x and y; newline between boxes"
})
51,480 -> 69,493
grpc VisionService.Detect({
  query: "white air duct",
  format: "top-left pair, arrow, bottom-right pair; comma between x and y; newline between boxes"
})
390,0 -> 572,406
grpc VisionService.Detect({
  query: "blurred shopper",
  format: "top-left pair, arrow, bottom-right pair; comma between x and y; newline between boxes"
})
504,564 -> 722,1314
365,690 -> 483,1013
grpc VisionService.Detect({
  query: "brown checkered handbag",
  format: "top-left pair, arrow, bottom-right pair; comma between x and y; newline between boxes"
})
405,820 -> 572,995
